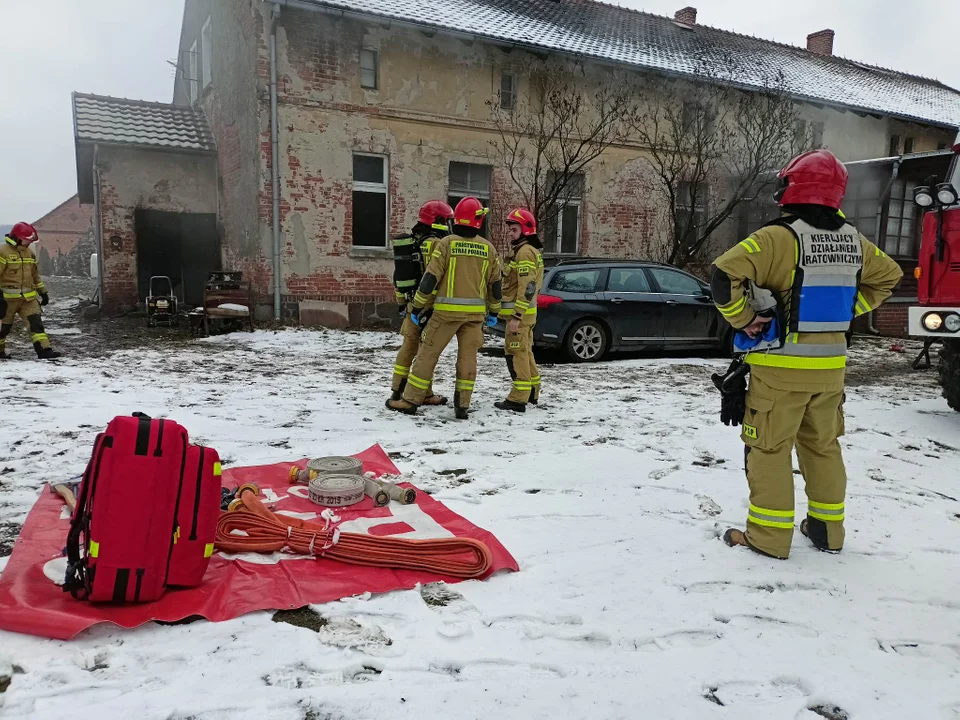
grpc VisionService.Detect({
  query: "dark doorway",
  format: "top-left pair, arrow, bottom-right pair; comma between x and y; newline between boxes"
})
135,210 -> 219,306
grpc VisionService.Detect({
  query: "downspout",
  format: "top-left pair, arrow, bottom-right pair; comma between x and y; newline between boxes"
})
866,158 -> 903,335
92,144 -> 105,307
270,4 -> 282,321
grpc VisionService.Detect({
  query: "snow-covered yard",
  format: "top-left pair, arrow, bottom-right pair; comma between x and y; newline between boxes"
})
2,308 -> 960,719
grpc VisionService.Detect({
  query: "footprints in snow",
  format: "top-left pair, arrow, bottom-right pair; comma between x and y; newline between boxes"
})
702,678 -> 850,717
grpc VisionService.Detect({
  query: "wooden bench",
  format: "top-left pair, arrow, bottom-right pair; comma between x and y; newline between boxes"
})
197,271 -> 254,336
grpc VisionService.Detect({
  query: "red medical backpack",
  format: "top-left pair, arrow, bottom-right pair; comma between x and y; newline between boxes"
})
64,414 -> 222,602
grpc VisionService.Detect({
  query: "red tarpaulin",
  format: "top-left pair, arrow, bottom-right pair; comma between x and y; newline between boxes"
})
0,445 -> 518,640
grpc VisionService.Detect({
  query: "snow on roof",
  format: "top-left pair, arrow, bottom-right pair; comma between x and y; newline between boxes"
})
288,0 -> 960,128
72,93 -> 216,153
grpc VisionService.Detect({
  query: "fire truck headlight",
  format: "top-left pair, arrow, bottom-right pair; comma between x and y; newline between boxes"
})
936,183 -> 959,207
923,313 -> 943,331
945,314 -> 960,333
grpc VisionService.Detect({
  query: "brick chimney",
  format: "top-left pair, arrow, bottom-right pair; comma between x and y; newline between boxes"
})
807,29 -> 835,56
674,7 -> 697,25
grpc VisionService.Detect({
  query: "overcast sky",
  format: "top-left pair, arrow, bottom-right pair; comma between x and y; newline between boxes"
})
0,0 -> 955,224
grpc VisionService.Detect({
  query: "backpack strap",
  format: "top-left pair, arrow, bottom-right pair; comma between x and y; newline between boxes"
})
63,433 -> 112,599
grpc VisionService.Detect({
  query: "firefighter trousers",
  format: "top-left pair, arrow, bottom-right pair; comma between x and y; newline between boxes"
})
392,314 -> 434,395
741,374 -> 846,559
504,325 -> 540,403
0,298 -> 51,354
402,313 -> 484,410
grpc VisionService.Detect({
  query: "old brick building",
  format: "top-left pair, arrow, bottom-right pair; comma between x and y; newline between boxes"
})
76,0 -> 960,332
30,195 -> 94,276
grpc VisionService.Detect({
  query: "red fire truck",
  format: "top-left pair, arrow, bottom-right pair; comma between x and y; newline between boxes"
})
908,134 -> 960,411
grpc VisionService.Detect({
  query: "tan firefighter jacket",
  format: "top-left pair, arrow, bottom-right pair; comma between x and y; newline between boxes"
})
1,236 -> 46,300
413,234 -> 501,319
500,242 -> 544,326
713,212 -> 902,392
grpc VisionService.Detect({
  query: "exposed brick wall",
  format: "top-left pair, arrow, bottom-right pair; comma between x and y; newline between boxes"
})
31,195 -> 94,275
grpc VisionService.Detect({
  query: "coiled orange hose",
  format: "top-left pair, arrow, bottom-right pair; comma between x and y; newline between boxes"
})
215,484 -> 493,579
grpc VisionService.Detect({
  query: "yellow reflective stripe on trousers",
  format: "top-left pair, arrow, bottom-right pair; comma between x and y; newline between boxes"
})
31,333 -> 48,343
746,353 -> 847,370
394,365 -> 410,377
808,500 -> 844,522
718,296 -> 747,317
408,374 -> 431,390
456,379 -> 475,391
3,290 -> 38,299
531,376 -> 541,386
748,504 -> 794,529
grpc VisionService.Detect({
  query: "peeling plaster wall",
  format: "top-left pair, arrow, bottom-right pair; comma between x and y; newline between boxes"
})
214,5 -> 956,322
96,146 -> 218,311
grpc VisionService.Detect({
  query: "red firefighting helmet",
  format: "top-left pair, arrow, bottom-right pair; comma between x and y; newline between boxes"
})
453,197 -> 489,230
775,149 -> 848,210
8,222 -> 38,245
505,207 -> 537,237
418,200 -> 455,231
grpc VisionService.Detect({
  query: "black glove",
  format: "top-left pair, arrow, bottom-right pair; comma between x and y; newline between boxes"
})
40,293 -> 50,307
0,297 -> 6,318
398,304 -> 408,320
711,358 -> 749,427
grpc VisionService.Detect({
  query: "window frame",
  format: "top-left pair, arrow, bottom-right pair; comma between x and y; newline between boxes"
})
882,178 -> 921,259
889,134 -> 901,156
675,180 -> 708,243
360,48 -> 379,90
351,152 -> 389,248
188,40 -> 199,103
447,161 -> 493,236
543,172 -> 585,255
500,72 -> 516,111
201,17 -> 213,90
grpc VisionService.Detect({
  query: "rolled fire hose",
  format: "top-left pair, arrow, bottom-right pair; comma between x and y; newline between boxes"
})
288,456 -> 363,485
215,484 -> 493,579
308,474 -> 365,508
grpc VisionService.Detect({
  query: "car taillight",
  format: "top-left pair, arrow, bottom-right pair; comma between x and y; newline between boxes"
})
537,294 -> 563,309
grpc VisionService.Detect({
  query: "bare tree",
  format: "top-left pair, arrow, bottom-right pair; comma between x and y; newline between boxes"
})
630,59 -> 813,268
487,61 -> 633,253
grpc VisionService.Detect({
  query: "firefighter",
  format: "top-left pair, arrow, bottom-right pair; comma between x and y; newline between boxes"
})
711,149 -> 902,559
386,197 -> 502,420
1,223 -> 60,360
389,200 -> 455,407
495,208 -> 544,413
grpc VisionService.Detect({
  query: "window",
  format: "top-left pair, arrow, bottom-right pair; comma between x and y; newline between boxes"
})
889,135 -> 901,156
939,142 -> 949,151
500,72 -> 516,111
360,49 -> 378,89
448,162 -> 492,234
543,173 -> 584,255
840,170 -> 884,242
549,269 -> 601,293
904,137 -> 915,154
675,181 -> 707,245
682,101 -> 715,134
649,267 -> 704,296
188,40 -> 199,102
884,178 -> 920,258
607,268 -> 652,293
352,154 -> 388,247
794,119 -> 808,149
811,121 -> 824,149
201,17 -> 213,89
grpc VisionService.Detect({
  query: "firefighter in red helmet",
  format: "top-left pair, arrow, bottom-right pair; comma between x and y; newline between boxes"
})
387,197 -> 502,420
710,149 -> 900,559
495,208 -> 544,413
1,223 -> 60,360
388,200 -> 455,406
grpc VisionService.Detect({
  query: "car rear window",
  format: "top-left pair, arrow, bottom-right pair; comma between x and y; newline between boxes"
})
607,268 -> 652,293
549,269 -> 601,293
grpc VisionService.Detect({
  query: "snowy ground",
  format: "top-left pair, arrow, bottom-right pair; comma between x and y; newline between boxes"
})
1,282 -> 960,719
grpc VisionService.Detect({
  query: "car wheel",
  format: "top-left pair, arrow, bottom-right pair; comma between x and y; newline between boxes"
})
565,320 -> 608,362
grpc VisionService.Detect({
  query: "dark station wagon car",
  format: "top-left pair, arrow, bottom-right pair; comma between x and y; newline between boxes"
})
493,259 -> 731,362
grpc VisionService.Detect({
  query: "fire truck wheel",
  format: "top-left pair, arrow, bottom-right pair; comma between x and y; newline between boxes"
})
939,340 -> 960,412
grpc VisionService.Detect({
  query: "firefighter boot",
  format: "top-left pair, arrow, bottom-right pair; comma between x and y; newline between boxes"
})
454,392 -> 469,421
494,400 -> 526,414
385,398 -> 419,415
37,347 -> 62,360
0,351 -> 10,360
422,393 -> 449,406
390,379 -> 407,402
